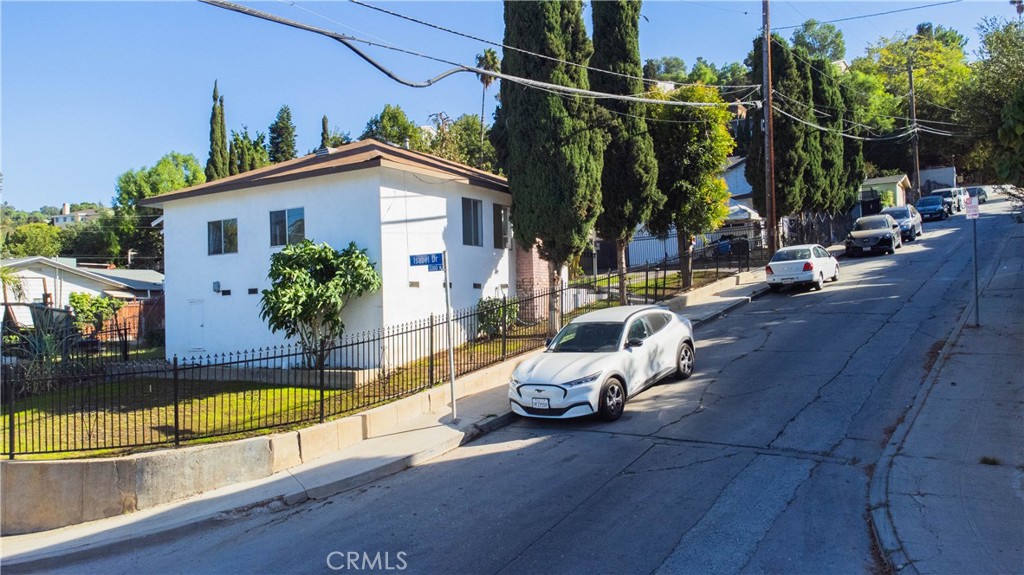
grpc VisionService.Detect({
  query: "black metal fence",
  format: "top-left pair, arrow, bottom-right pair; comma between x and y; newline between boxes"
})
2,303 -> 159,364
2,273 -> 680,457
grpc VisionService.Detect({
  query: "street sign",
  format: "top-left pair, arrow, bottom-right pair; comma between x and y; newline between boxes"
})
410,252 -> 444,271
965,196 -> 979,219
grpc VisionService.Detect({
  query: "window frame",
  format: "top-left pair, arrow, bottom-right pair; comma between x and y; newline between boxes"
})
462,197 -> 483,247
493,204 -> 511,249
270,207 -> 305,247
207,218 -> 238,256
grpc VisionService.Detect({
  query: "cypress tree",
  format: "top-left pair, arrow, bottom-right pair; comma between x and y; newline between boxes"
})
205,81 -> 229,181
746,36 -> 807,221
589,0 -> 661,301
268,105 -> 297,163
794,50 -> 824,217
839,83 -> 866,212
494,1 -> 608,335
810,57 -> 847,213
320,115 -> 330,149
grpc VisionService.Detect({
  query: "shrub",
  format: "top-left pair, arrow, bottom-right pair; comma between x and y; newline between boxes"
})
477,296 -> 519,338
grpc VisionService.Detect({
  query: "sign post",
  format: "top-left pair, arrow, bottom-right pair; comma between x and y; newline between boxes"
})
410,252 -> 457,421
965,195 -> 980,326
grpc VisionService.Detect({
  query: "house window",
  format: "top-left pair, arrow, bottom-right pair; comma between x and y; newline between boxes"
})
493,204 -> 511,249
208,219 -> 238,255
462,198 -> 482,247
270,207 -> 305,247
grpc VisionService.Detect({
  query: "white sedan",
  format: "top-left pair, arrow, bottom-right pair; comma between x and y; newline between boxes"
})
765,244 -> 840,292
508,305 -> 695,422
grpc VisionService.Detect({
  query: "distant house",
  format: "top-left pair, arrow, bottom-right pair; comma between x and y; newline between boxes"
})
138,139 -> 517,360
0,256 -> 162,328
856,174 -> 912,219
723,156 -> 754,210
50,203 -> 102,228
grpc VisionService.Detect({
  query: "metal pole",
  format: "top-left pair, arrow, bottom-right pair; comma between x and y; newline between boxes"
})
172,355 -> 180,447
973,219 -> 979,326
501,295 -> 508,360
428,313 -> 435,384
443,251 -> 457,422
908,60 -> 922,203
5,366 -> 15,459
762,0 -> 778,257
318,356 -> 325,424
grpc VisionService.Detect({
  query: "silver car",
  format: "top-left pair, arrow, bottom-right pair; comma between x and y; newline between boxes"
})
881,205 -> 923,241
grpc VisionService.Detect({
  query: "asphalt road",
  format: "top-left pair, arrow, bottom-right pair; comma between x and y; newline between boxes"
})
49,198 -> 1016,575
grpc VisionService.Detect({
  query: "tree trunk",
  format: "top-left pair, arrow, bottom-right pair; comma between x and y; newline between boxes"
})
547,259 -> 562,338
676,231 -> 694,289
616,239 -> 628,305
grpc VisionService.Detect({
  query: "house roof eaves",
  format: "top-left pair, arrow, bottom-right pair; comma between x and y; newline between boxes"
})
1,256 -> 130,289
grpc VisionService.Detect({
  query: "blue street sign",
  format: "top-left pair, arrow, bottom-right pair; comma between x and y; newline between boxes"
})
410,253 -> 444,271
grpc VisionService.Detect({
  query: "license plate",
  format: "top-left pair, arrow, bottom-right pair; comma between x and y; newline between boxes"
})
782,278 -> 794,284
532,398 -> 550,409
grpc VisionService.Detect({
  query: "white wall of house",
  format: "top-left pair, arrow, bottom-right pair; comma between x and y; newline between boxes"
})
7,265 -> 109,307
160,166 -> 515,363
161,170 -> 384,360
724,162 -> 752,208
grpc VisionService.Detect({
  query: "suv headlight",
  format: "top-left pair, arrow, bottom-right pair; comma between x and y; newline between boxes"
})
562,372 -> 601,388
508,376 -> 520,389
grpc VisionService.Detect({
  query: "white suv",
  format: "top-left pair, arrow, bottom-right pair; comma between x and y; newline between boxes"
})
929,187 -> 967,213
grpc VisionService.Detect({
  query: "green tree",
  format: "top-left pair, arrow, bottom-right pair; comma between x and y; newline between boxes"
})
59,216 -> 117,265
425,112 -> 462,162
642,56 -> 687,83
687,57 -> 718,84
4,223 -> 62,257
318,115 -> 351,150
268,105 -> 298,163
809,57 -> 847,213
360,104 -> 423,149
492,0 -> 608,335
590,0 -> 662,302
646,85 -> 734,287
113,152 -> 205,269
996,83 -> 1024,186
228,127 -> 270,175
839,70 -> 900,132
452,114 -> 498,172
746,36 -> 808,223
205,81 -> 229,182
958,18 -> 1024,181
475,49 -> 501,166
794,50 -> 825,215
259,240 -> 382,370
839,82 -> 867,213
915,22 -> 968,50
791,19 -> 846,61
67,292 -> 123,335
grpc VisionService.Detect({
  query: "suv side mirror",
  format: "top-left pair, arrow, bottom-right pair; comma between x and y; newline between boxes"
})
627,337 -> 644,348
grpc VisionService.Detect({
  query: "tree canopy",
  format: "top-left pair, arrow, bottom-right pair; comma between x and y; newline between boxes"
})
205,81 -> 229,182
791,19 -> 846,62
268,105 -> 298,163
4,223 -> 62,258
360,104 -> 423,149
259,240 -> 382,370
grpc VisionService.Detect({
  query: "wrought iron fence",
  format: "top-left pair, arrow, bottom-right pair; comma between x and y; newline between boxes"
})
1,273 -> 674,457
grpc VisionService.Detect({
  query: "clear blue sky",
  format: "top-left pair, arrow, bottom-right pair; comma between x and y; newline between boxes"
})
1,1 -> 1009,212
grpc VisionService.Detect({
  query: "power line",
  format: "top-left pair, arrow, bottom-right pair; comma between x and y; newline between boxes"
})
339,0 -> 757,89
201,0 -> 761,108
773,0 -> 964,31
772,104 -> 918,141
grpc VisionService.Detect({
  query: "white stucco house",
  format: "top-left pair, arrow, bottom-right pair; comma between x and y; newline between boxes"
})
139,139 -> 515,360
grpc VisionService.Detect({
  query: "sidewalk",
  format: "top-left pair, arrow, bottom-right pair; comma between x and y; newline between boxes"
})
0,266 -> 773,570
870,222 -> 1024,573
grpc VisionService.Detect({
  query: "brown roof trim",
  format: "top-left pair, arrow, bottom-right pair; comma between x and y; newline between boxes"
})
139,139 -> 508,207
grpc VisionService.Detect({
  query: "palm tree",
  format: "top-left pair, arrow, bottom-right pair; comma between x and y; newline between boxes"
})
1,265 -> 25,304
475,49 -> 501,166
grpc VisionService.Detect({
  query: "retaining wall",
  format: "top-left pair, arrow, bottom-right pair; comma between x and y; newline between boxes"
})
0,350 -> 536,535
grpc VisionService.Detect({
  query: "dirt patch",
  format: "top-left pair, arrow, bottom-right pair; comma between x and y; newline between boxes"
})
922,339 -> 946,374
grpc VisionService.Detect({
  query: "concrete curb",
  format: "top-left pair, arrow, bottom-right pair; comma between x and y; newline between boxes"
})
866,223 -> 1015,574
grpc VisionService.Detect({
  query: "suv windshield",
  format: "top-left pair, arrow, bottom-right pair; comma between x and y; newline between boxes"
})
854,218 -> 890,231
883,208 -> 910,219
549,322 -> 623,353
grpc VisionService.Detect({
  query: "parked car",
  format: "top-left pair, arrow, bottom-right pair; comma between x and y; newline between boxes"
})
966,186 -> 988,204
929,187 -> 966,213
916,195 -> 949,221
845,214 -> 902,256
508,305 -> 695,421
880,205 -> 923,241
765,244 -> 839,292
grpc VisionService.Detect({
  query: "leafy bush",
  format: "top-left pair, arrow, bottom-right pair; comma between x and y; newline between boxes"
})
477,296 -> 518,338
68,292 -> 124,335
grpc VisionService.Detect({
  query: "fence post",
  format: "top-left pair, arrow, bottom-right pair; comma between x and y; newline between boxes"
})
318,354 -> 325,424
501,295 -> 508,360
172,355 -> 180,447
644,268 -> 650,303
4,365 -> 14,459
428,314 -> 435,385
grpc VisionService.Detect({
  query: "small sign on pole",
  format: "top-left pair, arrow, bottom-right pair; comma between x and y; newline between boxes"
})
410,252 -> 458,421
965,195 -> 980,219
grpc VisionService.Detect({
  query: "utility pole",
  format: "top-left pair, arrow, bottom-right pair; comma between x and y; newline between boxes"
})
762,0 -> 778,255
908,60 -> 922,203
